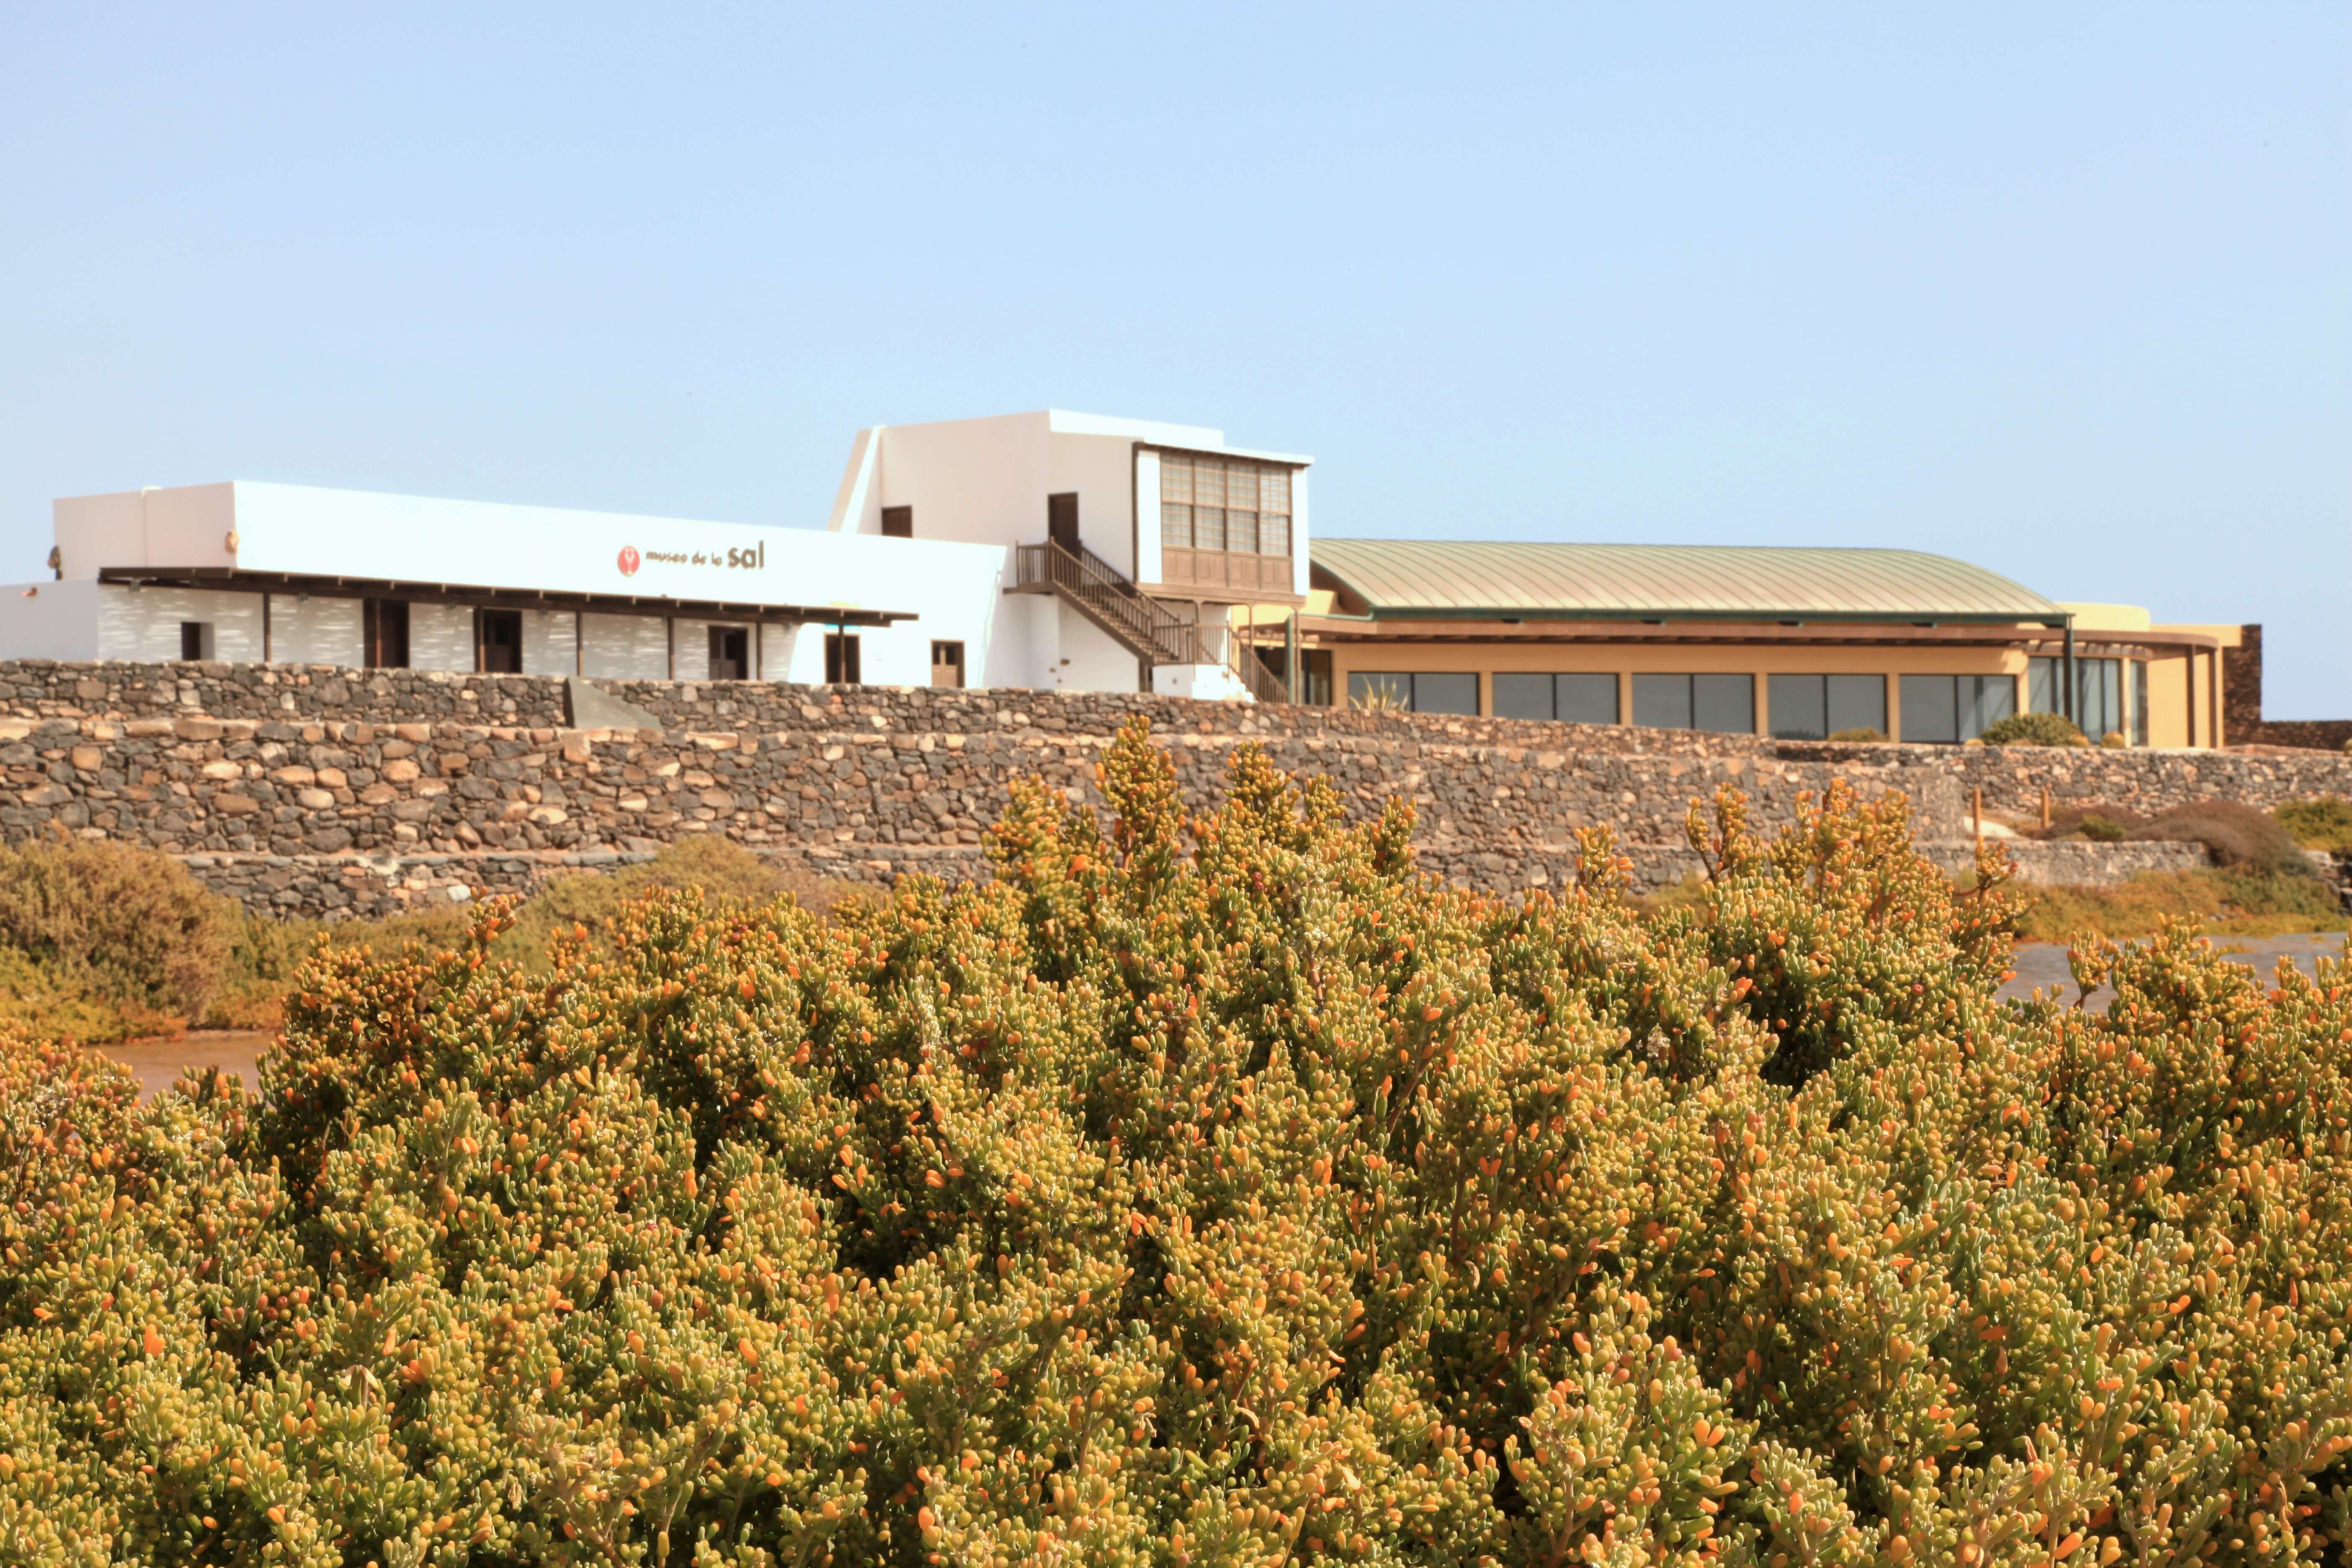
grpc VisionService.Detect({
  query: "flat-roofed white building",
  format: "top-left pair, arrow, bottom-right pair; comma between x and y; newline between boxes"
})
828,409 -> 1310,700
0,409 -> 1313,699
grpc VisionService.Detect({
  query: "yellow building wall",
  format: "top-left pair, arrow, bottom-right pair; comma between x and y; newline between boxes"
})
1319,634 -> 2034,742
1267,609 -> 2234,749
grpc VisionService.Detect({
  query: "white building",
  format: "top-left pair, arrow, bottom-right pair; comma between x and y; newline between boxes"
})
0,410 -> 1312,698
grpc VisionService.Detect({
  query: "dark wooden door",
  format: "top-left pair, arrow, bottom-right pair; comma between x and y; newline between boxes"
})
477,610 -> 523,673
708,625 -> 748,680
1047,493 -> 1079,551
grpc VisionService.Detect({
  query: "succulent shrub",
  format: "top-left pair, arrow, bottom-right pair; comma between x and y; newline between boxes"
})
1823,728 -> 1887,744
1977,713 -> 2090,747
2276,797 -> 2352,856
3,718 -> 2351,1567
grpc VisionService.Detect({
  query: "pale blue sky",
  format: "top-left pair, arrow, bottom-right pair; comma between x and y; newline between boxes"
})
2,4 -> 2344,712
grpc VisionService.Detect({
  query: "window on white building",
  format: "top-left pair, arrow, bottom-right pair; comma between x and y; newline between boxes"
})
363,600 -> 408,669
930,640 -> 965,689
1156,453 -> 1295,592
825,632 -> 861,685
709,625 -> 749,681
476,610 -> 523,674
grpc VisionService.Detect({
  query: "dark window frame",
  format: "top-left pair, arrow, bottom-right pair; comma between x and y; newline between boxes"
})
1346,671 -> 1478,716
1900,673 -> 2017,744
1633,673 -> 1754,734
474,608 -> 524,674
362,599 -> 410,669
1492,671 -> 1620,725
1767,673 -> 1886,740
708,624 -> 750,681
824,631 -> 862,685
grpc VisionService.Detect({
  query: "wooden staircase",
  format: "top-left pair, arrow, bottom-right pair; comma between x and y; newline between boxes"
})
1012,541 -> 1289,702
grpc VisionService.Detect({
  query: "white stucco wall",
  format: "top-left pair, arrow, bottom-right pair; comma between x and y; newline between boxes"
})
96,585 -> 264,662
1045,601 -> 1141,694
1133,449 -> 1163,584
849,413 -> 1051,547
271,595 -> 362,666
521,609 -> 578,676
581,613 -> 672,680
0,581 -> 102,660
1291,469 -> 1312,596
1045,431 -> 1143,577
759,624 -> 798,684
408,603 -> 474,674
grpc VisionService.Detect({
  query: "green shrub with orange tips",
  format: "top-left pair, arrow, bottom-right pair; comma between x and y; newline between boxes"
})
0,716 -> 2349,1566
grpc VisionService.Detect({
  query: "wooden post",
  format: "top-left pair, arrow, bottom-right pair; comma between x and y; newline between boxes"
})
665,616 -> 676,681
2040,787 -> 2051,830
2210,646 -> 2223,749
1973,787 -> 1983,851
260,592 -> 272,663
2062,622 -> 2077,725
2186,650 -> 2198,748
1285,611 -> 1298,704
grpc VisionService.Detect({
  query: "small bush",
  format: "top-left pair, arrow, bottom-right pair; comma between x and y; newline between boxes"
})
1977,710 -> 2089,746
1823,726 -> 1885,743
2099,729 -> 2128,748
206,903 -> 472,1030
505,836 -> 862,967
2133,797 -> 2314,875
203,839 -> 867,1028
2211,864 -> 2346,923
2277,795 -> 2352,854
0,836 -> 235,1032
2078,812 -> 2128,841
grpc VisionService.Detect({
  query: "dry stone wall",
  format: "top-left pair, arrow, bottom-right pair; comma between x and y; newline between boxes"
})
0,660 -> 2347,917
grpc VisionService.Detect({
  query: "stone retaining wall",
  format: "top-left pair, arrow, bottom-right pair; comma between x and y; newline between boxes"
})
0,661 -> 2345,917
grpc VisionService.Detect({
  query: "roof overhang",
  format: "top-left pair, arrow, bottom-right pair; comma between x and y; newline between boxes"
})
1134,441 -> 1313,469
1318,606 -> 2066,627
1295,616 -> 2220,653
95,567 -> 913,628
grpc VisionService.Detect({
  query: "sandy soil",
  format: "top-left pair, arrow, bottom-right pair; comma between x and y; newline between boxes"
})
2002,931 -> 2347,1010
95,1030 -> 272,1103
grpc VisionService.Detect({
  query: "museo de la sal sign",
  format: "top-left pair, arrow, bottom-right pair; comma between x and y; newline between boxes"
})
616,541 -> 766,578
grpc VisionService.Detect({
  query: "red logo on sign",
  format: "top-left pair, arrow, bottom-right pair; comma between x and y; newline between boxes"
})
617,546 -> 640,577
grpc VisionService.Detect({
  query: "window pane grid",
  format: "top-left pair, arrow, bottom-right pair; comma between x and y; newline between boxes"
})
1152,452 -> 1293,563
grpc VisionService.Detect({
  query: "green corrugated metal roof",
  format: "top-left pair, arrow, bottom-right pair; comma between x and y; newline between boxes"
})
1310,539 -> 2062,624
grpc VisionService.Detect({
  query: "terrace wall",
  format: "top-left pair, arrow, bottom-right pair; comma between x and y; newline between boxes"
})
0,661 -> 2345,917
